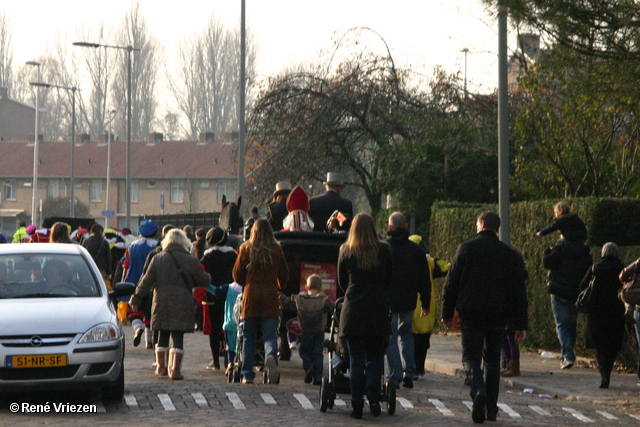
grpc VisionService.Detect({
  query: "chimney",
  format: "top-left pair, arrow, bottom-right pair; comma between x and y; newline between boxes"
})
28,134 -> 44,145
198,132 -> 215,145
76,133 -> 90,145
147,132 -> 163,146
98,132 -> 116,145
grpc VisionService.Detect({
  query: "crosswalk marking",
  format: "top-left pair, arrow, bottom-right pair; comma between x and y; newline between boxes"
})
462,400 -> 473,411
335,399 -> 347,407
192,393 -> 208,407
630,414 -> 640,421
497,403 -> 521,419
563,407 -> 594,423
94,401 -> 106,413
596,411 -> 619,420
158,393 -> 176,411
293,393 -> 314,409
260,393 -> 277,405
428,398 -> 454,416
397,397 -> 413,409
124,394 -> 138,407
226,392 -> 246,410
529,405 -> 552,416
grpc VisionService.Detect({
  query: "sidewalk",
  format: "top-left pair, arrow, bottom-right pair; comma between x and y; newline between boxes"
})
426,333 -> 640,406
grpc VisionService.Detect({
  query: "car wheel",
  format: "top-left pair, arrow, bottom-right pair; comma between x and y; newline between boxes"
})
102,365 -> 125,401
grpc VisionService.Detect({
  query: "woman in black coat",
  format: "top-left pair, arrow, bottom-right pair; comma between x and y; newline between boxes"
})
578,242 -> 626,388
338,213 -> 392,419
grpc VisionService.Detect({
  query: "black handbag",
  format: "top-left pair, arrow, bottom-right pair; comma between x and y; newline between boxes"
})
576,267 -> 595,314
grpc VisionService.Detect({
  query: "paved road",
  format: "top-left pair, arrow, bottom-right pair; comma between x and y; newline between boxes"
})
1,326 -> 639,426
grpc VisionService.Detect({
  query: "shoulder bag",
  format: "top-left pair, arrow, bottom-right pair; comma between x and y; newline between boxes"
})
576,266 -> 595,314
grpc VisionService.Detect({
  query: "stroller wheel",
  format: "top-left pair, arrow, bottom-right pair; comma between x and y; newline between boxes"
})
227,368 -> 233,383
263,371 -> 268,384
233,369 -> 242,383
386,380 -> 396,415
320,377 -> 331,412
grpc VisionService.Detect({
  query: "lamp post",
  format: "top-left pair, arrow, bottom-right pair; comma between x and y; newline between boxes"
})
106,109 -> 117,225
237,0 -> 246,213
73,41 -> 140,229
30,82 -> 78,217
461,48 -> 469,99
26,61 -> 41,226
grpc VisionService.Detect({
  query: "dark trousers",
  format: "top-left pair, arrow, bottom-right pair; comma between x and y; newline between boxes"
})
157,330 -> 185,349
596,346 -> 618,379
461,320 -> 503,417
344,336 -> 387,405
299,331 -> 324,381
413,333 -> 431,374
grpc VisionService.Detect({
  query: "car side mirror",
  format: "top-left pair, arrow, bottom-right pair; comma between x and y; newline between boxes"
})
109,282 -> 136,299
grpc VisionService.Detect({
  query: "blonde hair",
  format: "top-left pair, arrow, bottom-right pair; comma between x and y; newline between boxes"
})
162,229 -> 193,252
306,274 -> 323,291
554,202 -> 571,217
242,218 -> 279,272
340,213 -> 380,270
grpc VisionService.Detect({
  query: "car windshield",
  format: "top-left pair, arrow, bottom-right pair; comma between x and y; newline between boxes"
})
0,253 -> 101,299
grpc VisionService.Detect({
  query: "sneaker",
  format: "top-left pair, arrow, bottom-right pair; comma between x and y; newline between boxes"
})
403,375 -> 414,388
472,391 -> 487,424
560,359 -> 574,370
289,341 -> 298,350
132,327 -> 144,347
266,355 -> 280,384
304,370 -> 313,384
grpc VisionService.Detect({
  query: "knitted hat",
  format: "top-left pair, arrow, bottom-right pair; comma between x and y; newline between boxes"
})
206,227 -> 228,247
138,219 -> 158,237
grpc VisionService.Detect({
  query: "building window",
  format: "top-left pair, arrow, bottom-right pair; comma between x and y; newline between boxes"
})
171,180 -> 184,203
3,181 -> 16,200
47,180 -> 59,198
131,180 -> 138,203
200,181 -> 210,189
146,180 -> 156,189
90,180 -> 103,202
217,181 -> 230,204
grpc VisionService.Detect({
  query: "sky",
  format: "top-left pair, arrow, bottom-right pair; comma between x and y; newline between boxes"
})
1,0 -> 511,94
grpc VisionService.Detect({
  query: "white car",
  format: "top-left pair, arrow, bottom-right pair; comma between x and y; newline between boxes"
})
0,243 -> 134,400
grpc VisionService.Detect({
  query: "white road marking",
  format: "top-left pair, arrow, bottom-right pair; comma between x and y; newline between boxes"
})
462,400 -> 473,411
124,394 -> 138,407
563,407 -> 594,423
192,393 -> 208,407
226,392 -> 246,410
397,397 -> 413,409
629,414 -> 640,421
260,393 -> 277,405
93,401 -> 106,413
158,393 -> 176,411
293,393 -> 315,409
428,398 -> 454,416
335,399 -> 347,407
596,411 -> 619,420
529,405 -> 552,416
498,403 -> 522,419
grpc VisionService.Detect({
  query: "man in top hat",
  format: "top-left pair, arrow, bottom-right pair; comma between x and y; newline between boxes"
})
267,181 -> 292,232
309,172 -> 353,232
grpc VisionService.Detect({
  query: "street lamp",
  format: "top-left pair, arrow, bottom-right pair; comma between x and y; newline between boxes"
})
73,41 -> 140,229
26,61 -> 41,227
461,48 -> 469,99
30,82 -> 78,217
105,109 -> 117,226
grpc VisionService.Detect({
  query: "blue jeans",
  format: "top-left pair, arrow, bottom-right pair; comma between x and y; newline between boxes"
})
344,336 -> 386,405
241,317 -> 278,381
386,310 -> 416,380
299,331 -> 324,381
550,295 -> 577,363
460,320 -> 503,417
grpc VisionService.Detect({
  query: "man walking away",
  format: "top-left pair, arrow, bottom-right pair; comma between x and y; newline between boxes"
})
442,211 -> 528,424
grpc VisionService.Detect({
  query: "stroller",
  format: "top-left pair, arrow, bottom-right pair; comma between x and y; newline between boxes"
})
227,293 -> 278,384
319,297 -> 396,414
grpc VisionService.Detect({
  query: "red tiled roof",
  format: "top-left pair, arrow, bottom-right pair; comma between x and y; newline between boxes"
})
0,139 -> 238,179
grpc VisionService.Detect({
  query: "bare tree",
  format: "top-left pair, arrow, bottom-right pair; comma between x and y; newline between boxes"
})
169,13 -> 256,140
0,12 -> 13,93
111,1 -> 161,140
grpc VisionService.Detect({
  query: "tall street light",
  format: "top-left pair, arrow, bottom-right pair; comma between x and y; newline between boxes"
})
237,0 -> 246,214
26,61 -> 41,227
105,109 -> 117,227
30,82 -> 78,217
73,41 -> 140,229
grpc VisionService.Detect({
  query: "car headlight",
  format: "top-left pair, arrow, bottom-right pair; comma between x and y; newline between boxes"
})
79,323 -> 120,343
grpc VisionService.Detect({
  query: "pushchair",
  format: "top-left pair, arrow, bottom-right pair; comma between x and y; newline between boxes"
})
319,297 -> 396,414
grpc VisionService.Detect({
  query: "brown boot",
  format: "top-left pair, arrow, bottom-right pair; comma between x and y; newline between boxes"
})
501,360 -> 520,377
168,348 -> 184,380
500,360 -> 511,375
155,347 -> 169,376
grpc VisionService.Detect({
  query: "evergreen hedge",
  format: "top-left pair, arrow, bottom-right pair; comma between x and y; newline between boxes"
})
429,198 -> 640,370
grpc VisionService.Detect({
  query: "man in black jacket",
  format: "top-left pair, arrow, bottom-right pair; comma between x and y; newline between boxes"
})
543,237 -> 592,370
309,172 -> 353,232
442,211 -> 528,424
385,212 -> 430,388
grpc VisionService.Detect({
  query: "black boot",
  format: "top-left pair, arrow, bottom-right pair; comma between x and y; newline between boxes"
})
366,386 -> 381,417
350,400 -> 364,419
599,372 -> 610,389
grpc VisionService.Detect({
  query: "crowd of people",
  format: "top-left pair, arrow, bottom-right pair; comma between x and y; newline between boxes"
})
4,181 -> 640,424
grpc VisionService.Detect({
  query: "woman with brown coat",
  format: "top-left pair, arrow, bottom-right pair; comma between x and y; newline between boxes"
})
130,229 -> 211,380
233,218 -> 289,384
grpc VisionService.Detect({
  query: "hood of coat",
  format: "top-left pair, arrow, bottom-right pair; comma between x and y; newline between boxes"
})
387,227 -> 410,242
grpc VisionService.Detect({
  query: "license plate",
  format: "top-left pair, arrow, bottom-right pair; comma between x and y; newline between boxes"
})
6,354 -> 67,368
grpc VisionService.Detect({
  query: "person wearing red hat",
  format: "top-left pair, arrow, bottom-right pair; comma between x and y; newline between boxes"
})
282,186 -> 314,232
